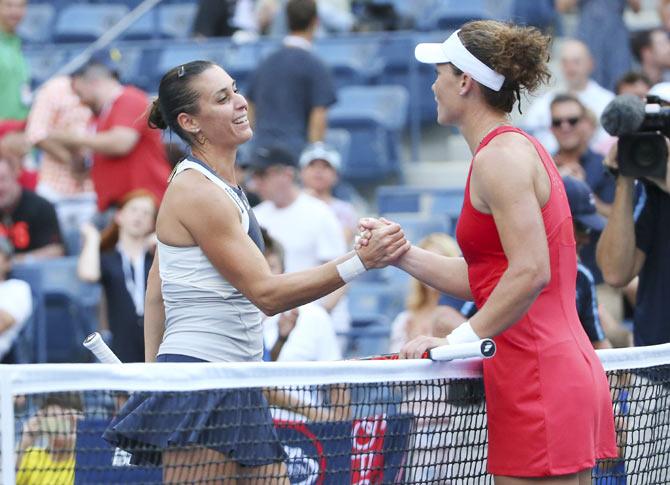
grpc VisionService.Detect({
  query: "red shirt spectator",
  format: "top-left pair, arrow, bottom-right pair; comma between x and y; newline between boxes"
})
91,86 -> 169,211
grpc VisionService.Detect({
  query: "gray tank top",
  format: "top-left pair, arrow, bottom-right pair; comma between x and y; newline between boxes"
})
157,158 -> 265,362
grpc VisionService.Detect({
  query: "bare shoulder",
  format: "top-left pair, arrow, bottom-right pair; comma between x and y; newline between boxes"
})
472,131 -> 540,204
157,170 -> 240,245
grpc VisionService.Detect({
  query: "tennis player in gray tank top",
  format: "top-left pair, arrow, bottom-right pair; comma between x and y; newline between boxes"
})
104,59 -> 409,484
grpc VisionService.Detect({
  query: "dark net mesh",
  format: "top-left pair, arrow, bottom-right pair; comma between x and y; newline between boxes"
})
8,365 -> 669,484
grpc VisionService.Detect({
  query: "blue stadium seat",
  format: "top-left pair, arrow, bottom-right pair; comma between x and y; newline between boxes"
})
324,128 -> 351,169
347,281 -> 405,322
24,47 -> 69,88
341,313 -> 392,358
153,41 -> 228,89
380,213 -> 451,244
53,4 -> 130,43
123,8 -> 159,41
10,264 -> 47,362
109,44 -> 152,91
158,2 -> 198,39
17,3 -> 55,44
313,38 -> 383,88
377,186 -> 464,229
416,0 -> 491,31
328,85 -> 408,183
13,257 -> 101,363
221,42 -> 266,93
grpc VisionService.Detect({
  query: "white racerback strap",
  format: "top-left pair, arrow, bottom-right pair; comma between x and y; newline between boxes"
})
170,159 -> 250,233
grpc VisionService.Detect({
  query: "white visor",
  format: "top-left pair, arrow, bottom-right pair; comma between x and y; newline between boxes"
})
415,30 -> 505,92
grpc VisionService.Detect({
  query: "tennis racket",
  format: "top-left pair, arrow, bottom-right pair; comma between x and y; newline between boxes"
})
83,332 -> 122,364
362,338 -> 496,361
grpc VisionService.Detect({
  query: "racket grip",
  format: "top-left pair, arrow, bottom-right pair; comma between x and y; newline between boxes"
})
83,332 -> 122,364
429,339 -> 496,361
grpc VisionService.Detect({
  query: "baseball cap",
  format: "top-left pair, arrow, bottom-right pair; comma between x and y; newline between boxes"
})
248,145 -> 297,173
72,48 -> 122,78
562,175 -> 606,232
299,142 -> 342,172
0,235 -> 13,257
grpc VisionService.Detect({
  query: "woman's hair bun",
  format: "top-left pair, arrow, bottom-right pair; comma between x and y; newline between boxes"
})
148,97 -> 167,130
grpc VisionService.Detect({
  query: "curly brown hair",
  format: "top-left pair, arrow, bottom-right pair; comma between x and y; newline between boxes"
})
455,20 -> 552,113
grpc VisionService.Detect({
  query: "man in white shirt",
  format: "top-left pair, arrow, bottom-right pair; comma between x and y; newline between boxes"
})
251,145 -> 350,339
0,235 -> 32,362
521,39 -> 615,154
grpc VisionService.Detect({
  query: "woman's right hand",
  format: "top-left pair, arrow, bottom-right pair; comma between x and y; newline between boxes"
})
356,218 -> 410,269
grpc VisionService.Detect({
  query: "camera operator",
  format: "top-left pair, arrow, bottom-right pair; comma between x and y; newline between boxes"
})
596,137 -> 670,347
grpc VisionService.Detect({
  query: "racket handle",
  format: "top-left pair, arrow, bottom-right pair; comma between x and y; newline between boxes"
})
83,332 -> 122,364
429,339 -> 496,361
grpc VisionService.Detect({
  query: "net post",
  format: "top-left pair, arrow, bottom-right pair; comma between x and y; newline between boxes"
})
0,367 -> 16,485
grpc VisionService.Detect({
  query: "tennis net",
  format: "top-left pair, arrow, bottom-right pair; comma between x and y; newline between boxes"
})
1,344 -> 669,484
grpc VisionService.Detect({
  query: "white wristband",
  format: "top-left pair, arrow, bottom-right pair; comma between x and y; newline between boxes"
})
446,320 -> 480,345
336,253 -> 367,283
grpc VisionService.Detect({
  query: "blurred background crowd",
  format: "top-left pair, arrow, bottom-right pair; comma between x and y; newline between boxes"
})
1,0 -> 669,367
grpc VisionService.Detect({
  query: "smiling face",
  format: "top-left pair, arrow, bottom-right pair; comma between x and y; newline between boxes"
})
431,63 -> 466,126
179,65 -> 252,148
550,99 -> 587,152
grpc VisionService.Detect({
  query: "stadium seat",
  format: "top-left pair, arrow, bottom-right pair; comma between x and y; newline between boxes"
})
108,44 -> 152,91
377,186 -> 464,229
328,85 -> 408,183
347,281 -> 405,322
158,2 -> 198,39
122,7 -> 160,41
341,313 -> 392,358
153,40 -> 229,90
9,264 -> 47,362
53,4 -> 130,43
380,213 -> 451,244
313,38 -> 383,88
416,0 -> 491,31
17,3 -> 55,44
24,47 -> 69,88
13,257 -> 101,363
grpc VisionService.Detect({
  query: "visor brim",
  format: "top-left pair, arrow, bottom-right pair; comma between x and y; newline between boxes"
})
414,43 -> 449,64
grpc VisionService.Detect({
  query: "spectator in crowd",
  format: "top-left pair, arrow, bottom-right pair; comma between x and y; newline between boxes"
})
550,94 -> 615,215
299,142 -> 357,246
557,0 -> 639,91
521,39 -> 614,154
250,145 -> 350,338
630,28 -> 670,86
16,392 -> 82,485
192,0 -> 246,38
562,176 -> 614,349
389,233 -> 466,354
261,228 -> 340,362
0,158 -> 64,261
660,0 -> 670,31
0,0 -> 29,121
258,0 -> 355,36
0,235 -> 32,363
77,190 -> 157,363
615,70 -> 652,99
24,75 -> 96,231
510,0 -> 558,34
247,0 -> 337,161
597,135 -> 670,347
49,50 -> 170,214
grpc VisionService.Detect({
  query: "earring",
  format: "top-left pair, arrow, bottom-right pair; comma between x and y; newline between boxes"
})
195,131 -> 207,145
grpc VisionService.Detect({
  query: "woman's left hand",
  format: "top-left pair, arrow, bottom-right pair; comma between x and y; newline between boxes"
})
399,335 -> 449,359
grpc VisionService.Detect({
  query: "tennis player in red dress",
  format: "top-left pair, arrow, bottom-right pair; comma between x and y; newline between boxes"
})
360,21 -> 617,483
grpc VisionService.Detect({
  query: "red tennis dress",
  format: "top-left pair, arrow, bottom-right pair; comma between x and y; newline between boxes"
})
455,126 -> 617,476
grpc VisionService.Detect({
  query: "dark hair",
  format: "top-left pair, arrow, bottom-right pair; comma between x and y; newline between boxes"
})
549,93 -> 585,114
41,392 -> 83,412
261,227 -> 285,273
615,70 -> 652,94
452,20 -> 551,113
630,28 -> 664,62
287,0 -> 317,32
148,60 -> 216,145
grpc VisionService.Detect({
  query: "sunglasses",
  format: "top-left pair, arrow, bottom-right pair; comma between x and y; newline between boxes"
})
551,116 -> 581,128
